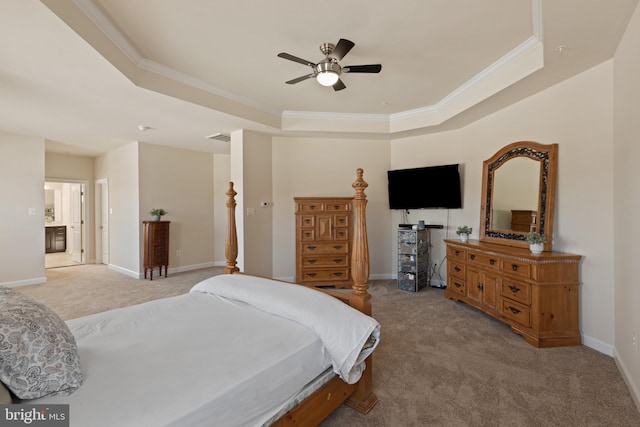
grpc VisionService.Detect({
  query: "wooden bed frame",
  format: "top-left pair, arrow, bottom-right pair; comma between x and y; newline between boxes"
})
223,168 -> 378,426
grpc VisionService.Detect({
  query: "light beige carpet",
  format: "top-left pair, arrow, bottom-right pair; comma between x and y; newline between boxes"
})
16,265 -> 640,426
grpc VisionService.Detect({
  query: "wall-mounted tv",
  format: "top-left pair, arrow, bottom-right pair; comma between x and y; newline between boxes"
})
387,164 -> 462,210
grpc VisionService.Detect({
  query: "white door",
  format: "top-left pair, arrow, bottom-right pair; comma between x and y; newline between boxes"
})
71,184 -> 83,263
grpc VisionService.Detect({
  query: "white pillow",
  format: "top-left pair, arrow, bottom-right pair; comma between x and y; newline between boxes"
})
0,286 -> 83,399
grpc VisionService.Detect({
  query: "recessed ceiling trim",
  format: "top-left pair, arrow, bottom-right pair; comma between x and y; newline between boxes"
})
48,0 -> 545,137
72,0 -> 143,65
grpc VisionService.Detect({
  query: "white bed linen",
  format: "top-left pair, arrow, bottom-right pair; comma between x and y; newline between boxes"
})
191,274 -> 380,383
30,291 -> 332,427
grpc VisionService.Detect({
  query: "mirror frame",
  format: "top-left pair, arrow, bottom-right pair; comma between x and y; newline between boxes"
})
479,141 -> 558,251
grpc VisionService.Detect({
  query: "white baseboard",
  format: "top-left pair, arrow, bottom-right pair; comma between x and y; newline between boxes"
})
107,264 -> 139,278
581,334 -> 614,356
613,348 -> 640,413
1,276 -> 47,287
169,262 -> 217,274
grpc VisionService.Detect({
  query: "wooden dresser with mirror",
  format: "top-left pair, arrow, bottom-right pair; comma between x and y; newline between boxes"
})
444,141 -> 582,347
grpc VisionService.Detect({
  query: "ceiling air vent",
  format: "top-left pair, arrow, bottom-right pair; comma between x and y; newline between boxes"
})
205,132 -> 231,142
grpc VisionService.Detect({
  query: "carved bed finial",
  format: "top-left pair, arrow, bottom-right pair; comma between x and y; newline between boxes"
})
351,168 -> 370,299
224,182 -> 239,274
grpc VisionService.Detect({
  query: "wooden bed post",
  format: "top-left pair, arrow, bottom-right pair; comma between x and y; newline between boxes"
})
224,182 -> 240,274
350,168 -> 371,315
346,168 -> 378,414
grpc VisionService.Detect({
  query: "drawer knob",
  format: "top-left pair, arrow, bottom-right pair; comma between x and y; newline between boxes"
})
310,205 -> 317,210
333,245 -> 343,250
307,273 -> 317,277
508,306 -> 521,315
333,259 -> 342,263
508,285 -> 521,293
489,259 -> 496,265
470,254 -> 476,260
455,250 -> 460,256
511,263 -> 519,271
333,272 -> 343,277
454,282 -> 462,288
454,266 -> 461,272
307,259 -> 317,264
307,246 -> 317,251
334,205 -> 340,209
477,283 -> 484,291
304,232 -> 312,237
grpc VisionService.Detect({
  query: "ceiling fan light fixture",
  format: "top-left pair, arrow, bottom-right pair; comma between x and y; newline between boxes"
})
316,61 -> 340,86
316,71 -> 339,86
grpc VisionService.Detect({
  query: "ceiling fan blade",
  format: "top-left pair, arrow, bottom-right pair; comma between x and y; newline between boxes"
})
331,39 -> 355,60
343,64 -> 382,73
277,52 -> 316,67
332,79 -> 346,91
285,74 -> 314,84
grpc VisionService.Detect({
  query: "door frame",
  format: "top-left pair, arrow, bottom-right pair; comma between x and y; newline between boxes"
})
95,178 -> 109,265
44,178 -> 88,265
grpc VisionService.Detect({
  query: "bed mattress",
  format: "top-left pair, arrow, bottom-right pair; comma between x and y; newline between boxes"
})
31,292 -> 332,427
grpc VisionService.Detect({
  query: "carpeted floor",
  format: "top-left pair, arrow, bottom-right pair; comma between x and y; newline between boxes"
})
16,265 -> 640,426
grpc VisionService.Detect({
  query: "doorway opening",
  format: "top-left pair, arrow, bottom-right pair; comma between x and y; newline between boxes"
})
45,180 -> 87,269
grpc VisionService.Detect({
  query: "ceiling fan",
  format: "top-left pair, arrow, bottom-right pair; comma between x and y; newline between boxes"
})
277,38 -> 382,91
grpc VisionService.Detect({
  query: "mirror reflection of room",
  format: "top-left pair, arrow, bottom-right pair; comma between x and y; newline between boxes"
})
490,157 -> 539,231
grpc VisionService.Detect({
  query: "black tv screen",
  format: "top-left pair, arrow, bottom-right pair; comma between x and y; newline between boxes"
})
387,164 -> 462,210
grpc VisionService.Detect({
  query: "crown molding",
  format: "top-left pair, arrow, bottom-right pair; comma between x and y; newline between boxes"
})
62,0 -> 544,136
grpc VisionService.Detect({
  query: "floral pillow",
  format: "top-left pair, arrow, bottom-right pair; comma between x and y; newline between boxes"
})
0,286 -> 83,399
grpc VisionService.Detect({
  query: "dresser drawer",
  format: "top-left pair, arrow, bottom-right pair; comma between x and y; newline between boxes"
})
334,227 -> 350,241
447,277 -> 466,296
333,214 -> 350,227
302,254 -> 348,268
500,299 -> 531,327
298,201 -> 325,212
501,279 -> 531,305
300,269 -> 349,282
467,250 -> 499,271
301,243 -> 348,254
500,259 -> 531,279
325,202 -> 351,212
447,261 -> 465,280
447,246 -> 466,261
299,215 -> 315,227
299,229 -> 315,241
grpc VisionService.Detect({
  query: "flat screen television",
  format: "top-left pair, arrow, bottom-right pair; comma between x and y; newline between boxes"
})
387,164 -> 462,210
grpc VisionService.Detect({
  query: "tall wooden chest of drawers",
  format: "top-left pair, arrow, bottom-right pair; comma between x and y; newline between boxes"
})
294,197 -> 353,288
143,221 -> 170,280
444,239 -> 582,347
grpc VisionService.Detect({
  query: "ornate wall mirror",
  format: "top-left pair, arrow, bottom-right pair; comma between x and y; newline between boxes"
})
479,141 -> 558,251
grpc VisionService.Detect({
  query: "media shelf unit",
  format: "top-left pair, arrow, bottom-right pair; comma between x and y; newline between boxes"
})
397,228 -> 432,292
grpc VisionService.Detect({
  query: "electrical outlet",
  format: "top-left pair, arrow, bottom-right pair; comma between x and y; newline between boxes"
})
633,332 -> 638,352
176,250 -> 181,257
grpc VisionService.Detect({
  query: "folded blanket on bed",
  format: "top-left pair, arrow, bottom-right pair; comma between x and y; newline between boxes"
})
190,274 -> 380,384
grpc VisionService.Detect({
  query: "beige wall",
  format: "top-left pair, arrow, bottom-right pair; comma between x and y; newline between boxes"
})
138,143 -> 215,272
613,0 -> 640,409
391,60 -> 615,354
271,137 -> 391,280
0,132 -> 46,286
95,142 -> 140,275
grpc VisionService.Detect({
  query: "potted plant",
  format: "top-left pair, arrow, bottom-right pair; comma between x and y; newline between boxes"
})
149,208 -> 167,221
525,231 -> 547,254
456,225 -> 472,242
